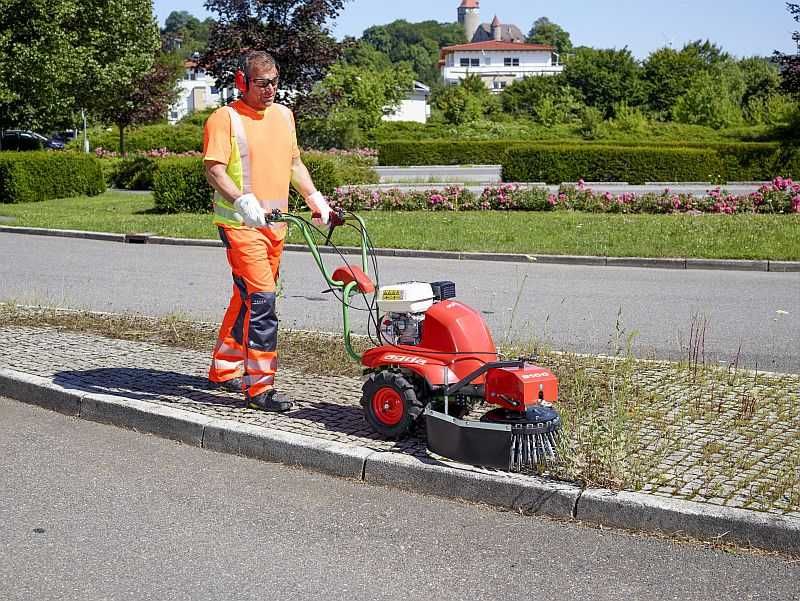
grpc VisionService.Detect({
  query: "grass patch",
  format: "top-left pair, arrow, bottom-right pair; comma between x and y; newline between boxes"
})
2,303 -> 798,511
0,192 -> 800,261
1,191 -> 798,260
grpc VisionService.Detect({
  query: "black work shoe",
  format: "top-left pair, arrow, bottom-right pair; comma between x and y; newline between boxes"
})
210,377 -> 243,393
247,389 -> 293,412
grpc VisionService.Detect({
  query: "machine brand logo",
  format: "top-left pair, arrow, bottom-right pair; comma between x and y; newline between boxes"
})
385,354 -> 427,365
520,372 -> 550,380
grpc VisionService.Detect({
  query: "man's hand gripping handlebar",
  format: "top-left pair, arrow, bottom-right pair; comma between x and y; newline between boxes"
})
265,207 -> 347,245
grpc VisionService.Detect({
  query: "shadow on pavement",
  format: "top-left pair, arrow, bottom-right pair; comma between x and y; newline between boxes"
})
53,368 -> 242,408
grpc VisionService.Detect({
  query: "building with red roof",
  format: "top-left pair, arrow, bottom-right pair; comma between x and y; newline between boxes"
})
446,2 -> 563,92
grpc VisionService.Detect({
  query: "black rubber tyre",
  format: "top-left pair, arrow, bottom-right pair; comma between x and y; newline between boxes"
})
361,371 -> 425,438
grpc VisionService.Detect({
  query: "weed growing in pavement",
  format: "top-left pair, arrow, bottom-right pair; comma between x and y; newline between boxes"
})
1,303 -> 797,511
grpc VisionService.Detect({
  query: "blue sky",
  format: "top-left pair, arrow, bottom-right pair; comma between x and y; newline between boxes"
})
153,0 -> 798,59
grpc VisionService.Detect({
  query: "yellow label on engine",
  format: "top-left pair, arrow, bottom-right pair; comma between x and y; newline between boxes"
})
381,289 -> 403,301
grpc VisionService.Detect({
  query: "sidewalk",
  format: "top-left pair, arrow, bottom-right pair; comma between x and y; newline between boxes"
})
1,322 -> 798,553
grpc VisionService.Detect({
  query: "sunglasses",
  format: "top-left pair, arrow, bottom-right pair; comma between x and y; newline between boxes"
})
250,76 -> 279,90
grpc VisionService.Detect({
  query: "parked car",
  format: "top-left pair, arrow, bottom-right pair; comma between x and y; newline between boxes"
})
0,130 -> 64,151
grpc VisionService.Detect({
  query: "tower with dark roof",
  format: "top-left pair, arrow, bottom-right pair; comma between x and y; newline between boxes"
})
457,0 -> 481,43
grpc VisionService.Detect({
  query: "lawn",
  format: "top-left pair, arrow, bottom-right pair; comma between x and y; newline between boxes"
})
1,191 -> 798,260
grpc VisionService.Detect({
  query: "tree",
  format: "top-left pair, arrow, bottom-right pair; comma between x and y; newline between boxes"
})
341,38 -> 393,71
525,17 -> 572,55
361,20 -> 465,86
318,63 -> 414,131
672,63 -> 745,128
563,47 -> 644,118
774,3 -> 800,98
162,11 -> 215,57
501,74 -> 577,117
642,47 -> 705,116
0,0 -> 160,132
202,0 -> 350,112
682,39 -> 731,67
96,52 -> 182,155
432,85 -> 482,125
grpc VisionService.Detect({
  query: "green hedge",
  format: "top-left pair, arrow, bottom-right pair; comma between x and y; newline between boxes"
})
153,158 -> 212,213
711,143 -> 800,181
380,139 -> 800,183
503,143 -> 800,184
502,145 -> 724,184
378,140 -> 526,166
0,152 -> 105,203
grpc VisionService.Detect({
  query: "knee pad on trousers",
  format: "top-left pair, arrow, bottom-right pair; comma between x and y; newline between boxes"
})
248,292 -> 278,352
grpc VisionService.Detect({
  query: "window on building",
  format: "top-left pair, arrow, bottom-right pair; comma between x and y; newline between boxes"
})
210,87 -> 219,95
492,81 -> 507,90
551,53 -> 559,66
485,56 -> 491,65
504,57 -> 520,67
460,58 -> 470,67
471,58 -> 479,66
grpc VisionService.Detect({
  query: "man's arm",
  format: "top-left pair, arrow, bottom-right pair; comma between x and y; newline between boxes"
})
205,160 -> 242,202
290,155 -> 316,199
291,156 -> 331,224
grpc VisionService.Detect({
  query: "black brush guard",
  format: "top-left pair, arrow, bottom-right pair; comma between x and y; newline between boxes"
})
425,360 -> 518,470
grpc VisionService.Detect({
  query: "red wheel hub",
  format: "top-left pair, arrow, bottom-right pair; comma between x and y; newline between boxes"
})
372,387 -> 404,426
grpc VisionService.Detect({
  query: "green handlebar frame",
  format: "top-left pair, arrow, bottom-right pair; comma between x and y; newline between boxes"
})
270,212 -> 371,362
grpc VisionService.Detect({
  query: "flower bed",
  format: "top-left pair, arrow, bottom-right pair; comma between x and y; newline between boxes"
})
331,178 -> 800,215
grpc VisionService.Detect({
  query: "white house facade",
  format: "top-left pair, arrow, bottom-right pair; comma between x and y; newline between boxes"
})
168,59 -> 234,124
382,81 -> 431,123
440,40 -> 563,92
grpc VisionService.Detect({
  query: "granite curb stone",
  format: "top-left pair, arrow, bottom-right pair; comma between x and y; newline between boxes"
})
0,367 -> 82,416
2,365 -> 800,554
578,489 -> 800,554
203,418 -> 373,479
686,258 -> 769,271
364,451 -> 581,519
0,225 -> 125,243
2,225 -> 798,273
80,392 -> 214,446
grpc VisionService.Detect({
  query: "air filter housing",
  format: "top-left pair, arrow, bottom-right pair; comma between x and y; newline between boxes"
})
430,281 -> 456,301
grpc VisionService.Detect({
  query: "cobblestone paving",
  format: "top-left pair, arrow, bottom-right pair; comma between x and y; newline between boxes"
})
1,325 -> 798,518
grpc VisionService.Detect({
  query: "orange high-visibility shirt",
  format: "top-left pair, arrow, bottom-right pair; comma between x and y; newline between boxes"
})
203,98 -> 301,212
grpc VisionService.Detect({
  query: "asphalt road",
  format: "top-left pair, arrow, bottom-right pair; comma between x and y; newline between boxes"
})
1,233 -> 798,372
2,396 -> 798,601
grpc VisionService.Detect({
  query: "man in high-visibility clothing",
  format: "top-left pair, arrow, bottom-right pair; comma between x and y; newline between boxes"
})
204,51 -> 330,412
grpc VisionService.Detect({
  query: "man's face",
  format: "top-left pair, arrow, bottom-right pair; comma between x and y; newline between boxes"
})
243,64 -> 279,110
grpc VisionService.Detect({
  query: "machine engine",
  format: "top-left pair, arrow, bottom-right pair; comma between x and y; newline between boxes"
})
376,281 -> 456,347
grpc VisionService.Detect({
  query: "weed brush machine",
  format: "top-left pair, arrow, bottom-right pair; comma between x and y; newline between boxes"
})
268,208 -> 561,471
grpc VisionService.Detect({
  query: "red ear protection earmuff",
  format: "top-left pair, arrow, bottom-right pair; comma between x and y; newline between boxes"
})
235,56 -> 248,93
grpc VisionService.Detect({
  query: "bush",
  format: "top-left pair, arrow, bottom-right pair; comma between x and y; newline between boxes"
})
0,151 -> 105,203
152,158 -> 212,213
108,156 -> 157,190
502,145 -> 723,184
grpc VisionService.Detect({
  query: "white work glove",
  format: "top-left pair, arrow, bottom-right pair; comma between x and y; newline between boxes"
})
233,193 -> 266,228
306,190 -> 331,226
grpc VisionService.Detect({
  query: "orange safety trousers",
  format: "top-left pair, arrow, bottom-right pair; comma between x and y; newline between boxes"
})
208,225 -> 285,399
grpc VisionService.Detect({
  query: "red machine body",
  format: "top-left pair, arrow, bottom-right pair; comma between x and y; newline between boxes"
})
362,300 -> 497,387
361,299 -> 556,412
